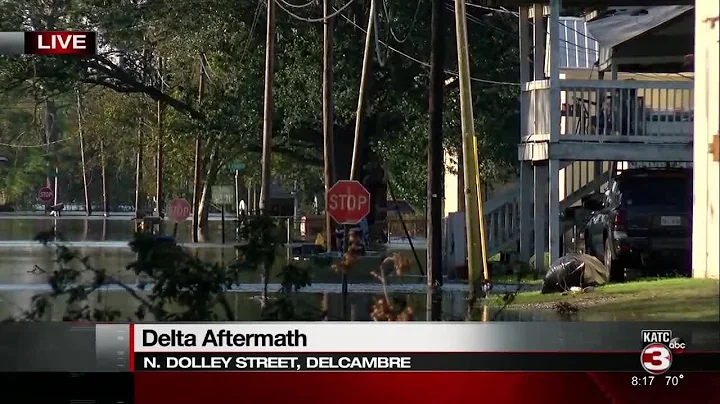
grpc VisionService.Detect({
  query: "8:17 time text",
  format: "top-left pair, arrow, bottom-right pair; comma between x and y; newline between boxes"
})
631,375 -> 655,386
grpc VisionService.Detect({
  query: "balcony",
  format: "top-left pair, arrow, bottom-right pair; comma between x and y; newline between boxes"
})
522,79 -> 694,144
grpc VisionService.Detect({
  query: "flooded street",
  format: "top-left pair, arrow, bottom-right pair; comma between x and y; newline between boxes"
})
0,214 -> 607,322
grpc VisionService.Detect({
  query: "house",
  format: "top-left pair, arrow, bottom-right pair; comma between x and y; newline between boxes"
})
446,0 -> 717,279
443,10 -> 694,270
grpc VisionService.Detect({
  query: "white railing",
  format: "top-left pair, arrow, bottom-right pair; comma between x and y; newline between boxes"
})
442,162 -> 612,271
523,79 -> 694,143
483,184 -> 520,255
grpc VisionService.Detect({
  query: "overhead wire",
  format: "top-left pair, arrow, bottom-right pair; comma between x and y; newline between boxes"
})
335,7 -> 519,86
276,0 -> 317,8
241,0 -> 265,62
0,136 -> 77,148
382,0 -> 423,44
274,0 -> 357,23
447,2 -> 598,55
372,0 -> 386,67
465,3 -> 517,14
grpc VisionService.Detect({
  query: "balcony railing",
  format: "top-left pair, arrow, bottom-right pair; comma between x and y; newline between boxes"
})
522,79 -> 694,143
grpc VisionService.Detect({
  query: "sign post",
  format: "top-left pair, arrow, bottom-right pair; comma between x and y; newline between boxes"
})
326,180 -> 371,321
37,186 -> 54,215
212,185 -> 234,244
167,198 -> 192,238
226,161 -> 246,221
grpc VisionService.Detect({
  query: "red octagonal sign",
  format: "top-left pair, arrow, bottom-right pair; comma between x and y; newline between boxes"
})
326,180 -> 371,225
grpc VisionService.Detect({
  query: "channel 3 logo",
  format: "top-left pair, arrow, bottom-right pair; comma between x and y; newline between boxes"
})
640,330 -> 686,375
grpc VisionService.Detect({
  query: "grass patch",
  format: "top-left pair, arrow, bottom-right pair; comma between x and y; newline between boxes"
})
486,278 -> 720,321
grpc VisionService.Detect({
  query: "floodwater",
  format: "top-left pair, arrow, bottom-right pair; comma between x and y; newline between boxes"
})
0,213 -> 591,322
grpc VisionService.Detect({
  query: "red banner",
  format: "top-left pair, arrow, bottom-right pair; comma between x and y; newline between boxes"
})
136,371 -> 720,403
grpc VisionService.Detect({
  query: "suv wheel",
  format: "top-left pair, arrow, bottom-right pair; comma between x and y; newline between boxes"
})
605,238 -> 625,282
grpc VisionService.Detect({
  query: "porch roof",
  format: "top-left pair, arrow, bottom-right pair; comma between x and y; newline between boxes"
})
586,6 -> 694,73
475,0 -> 694,6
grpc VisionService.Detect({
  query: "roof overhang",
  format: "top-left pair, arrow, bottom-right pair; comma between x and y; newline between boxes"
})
474,0 -> 694,6
587,6 -> 694,73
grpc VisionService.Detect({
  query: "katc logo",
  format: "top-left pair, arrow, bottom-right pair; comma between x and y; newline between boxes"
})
640,330 -> 686,375
24,31 -> 97,56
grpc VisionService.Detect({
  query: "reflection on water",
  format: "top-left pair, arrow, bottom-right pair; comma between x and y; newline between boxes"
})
0,213 -> 223,243
0,216 -> 651,322
0,288 -> 578,322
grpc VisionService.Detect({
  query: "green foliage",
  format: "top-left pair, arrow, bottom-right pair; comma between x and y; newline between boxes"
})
0,0 -> 520,211
8,216 -> 321,322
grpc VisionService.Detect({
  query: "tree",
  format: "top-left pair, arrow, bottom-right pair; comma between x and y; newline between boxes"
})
0,0 -> 519,217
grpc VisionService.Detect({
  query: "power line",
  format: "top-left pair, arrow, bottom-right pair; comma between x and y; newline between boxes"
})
373,0 -> 387,67
448,2 -> 599,54
465,3 -> 516,14
0,136 -> 77,148
274,0 -> 357,23
382,0 -> 423,44
472,3 -> 599,45
276,0 -> 317,8
335,8 -> 519,86
241,0 -> 265,62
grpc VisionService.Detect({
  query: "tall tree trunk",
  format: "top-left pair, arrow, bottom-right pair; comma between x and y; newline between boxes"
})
44,100 -> 59,204
100,140 -> 109,216
192,56 -> 206,242
76,90 -> 92,216
156,57 -> 165,217
197,145 -> 221,239
134,124 -> 144,218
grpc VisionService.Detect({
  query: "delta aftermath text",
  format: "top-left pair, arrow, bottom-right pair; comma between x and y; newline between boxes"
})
141,328 -> 308,348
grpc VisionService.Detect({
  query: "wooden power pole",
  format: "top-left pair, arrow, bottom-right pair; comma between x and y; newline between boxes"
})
322,0 -> 335,251
192,56 -> 205,242
156,57 -> 165,218
427,0 -> 444,288
453,0 -> 489,299
259,0 -> 276,215
349,0 -> 376,181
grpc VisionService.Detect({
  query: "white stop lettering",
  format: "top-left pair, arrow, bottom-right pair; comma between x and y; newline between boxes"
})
329,194 -> 368,210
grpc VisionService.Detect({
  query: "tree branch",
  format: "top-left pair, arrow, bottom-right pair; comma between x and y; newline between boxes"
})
84,56 -> 205,121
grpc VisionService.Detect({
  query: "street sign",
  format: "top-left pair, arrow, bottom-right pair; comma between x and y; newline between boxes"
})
226,161 -> 246,171
212,185 -> 235,205
167,198 -> 192,223
326,180 -> 371,225
37,187 -> 54,204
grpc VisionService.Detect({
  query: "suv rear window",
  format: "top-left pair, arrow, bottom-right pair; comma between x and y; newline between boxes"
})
619,178 -> 690,208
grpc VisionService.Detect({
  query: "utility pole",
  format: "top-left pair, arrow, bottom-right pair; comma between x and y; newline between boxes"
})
453,0 -> 489,300
342,0 -> 376,320
76,90 -> 91,216
323,0 -> 335,251
259,0 -> 276,215
348,0 -> 376,181
427,0 -> 444,288
192,56 -> 205,242
156,57 -> 165,218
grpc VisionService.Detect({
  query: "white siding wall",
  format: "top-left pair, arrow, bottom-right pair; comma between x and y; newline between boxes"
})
692,3 -> 720,279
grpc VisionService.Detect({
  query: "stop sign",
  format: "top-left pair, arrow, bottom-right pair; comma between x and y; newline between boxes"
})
167,198 -> 192,223
326,180 -> 371,225
37,187 -> 54,203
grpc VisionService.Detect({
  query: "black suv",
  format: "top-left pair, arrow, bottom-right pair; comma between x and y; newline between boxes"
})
583,168 -> 692,281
